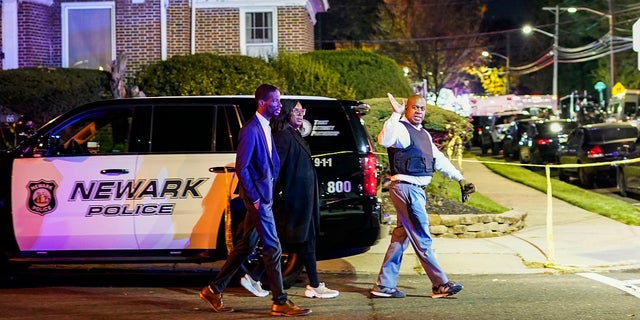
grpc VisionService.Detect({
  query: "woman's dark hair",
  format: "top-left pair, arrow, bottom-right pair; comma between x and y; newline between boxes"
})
271,99 -> 297,134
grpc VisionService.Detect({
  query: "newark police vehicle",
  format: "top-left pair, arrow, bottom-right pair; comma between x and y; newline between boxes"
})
0,96 -> 384,286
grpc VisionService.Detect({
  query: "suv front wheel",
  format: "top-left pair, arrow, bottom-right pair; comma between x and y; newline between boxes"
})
240,249 -> 304,289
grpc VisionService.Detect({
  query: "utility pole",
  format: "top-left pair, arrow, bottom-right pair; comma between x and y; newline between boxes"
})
609,0 -> 616,94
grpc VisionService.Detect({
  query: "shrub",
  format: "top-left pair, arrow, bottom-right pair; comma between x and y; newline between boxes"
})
270,53 -> 356,99
0,68 -> 111,126
135,53 -> 286,96
304,50 -> 413,100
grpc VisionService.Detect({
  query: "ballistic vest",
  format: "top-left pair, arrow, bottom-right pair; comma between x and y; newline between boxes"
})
388,121 -> 435,177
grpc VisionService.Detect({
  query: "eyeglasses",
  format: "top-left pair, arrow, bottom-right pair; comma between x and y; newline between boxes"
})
411,105 -> 426,111
292,109 -> 306,116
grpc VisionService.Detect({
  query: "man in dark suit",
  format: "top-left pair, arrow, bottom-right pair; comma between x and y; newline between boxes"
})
199,84 -> 312,317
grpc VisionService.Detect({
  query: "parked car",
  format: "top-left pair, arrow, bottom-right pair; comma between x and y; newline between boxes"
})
0,96 -> 384,287
522,106 -> 554,119
490,110 -> 532,155
615,147 -> 640,197
518,119 -> 578,164
501,119 -> 531,160
471,115 -> 495,155
556,123 -> 638,188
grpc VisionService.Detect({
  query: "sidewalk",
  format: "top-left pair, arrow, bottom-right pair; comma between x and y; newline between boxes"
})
319,160 -> 640,275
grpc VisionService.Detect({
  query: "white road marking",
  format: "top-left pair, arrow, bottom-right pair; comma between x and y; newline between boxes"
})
627,279 -> 640,285
577,273 -> 640,299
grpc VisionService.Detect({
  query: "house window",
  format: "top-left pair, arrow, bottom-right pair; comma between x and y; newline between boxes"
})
61,2 -> 115,70
241,9 -> 278,58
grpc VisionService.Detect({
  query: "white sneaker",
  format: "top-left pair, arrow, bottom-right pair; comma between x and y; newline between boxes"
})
240,274 -> 269,297
304,282 -> 339,299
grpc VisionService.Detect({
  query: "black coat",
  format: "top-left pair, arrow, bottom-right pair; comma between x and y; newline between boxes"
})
272,126 -> 320,246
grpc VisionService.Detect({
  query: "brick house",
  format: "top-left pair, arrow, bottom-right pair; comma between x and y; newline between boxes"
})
0,0 -> 328,76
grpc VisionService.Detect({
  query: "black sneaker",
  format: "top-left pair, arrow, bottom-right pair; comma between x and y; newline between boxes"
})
370,285 -> 406,298
432,281 -> 463,298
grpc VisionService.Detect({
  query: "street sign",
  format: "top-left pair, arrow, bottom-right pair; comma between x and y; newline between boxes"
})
612,82 -> 626,96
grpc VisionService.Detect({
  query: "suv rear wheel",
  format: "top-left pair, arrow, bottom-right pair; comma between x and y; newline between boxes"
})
617,168 -> 628,197
578,167 -> 594,188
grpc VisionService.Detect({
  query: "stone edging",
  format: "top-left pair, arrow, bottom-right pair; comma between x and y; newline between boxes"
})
428,210 -> 527,238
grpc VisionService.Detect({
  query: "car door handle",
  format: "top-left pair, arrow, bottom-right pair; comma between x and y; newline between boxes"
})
100,169 -> 130,175
209,166 -> 235,173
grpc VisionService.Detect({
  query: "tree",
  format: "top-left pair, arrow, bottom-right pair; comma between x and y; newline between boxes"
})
315,0 -> 384,49
530,0 -> 640,97
589,0 -> 640,91
592,51 -> 640,90
373,0 -> 487,97
464,65 -> 508,96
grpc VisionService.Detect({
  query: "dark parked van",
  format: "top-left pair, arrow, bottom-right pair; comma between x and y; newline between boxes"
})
0,96 -> 384,286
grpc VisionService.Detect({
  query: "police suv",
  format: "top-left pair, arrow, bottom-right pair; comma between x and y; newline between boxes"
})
0,96 -> 384,286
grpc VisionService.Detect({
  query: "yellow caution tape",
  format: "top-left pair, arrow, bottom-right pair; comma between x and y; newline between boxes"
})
312,149 -> 640,267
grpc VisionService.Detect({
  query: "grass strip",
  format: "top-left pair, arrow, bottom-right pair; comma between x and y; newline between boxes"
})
477,156 -> 640,226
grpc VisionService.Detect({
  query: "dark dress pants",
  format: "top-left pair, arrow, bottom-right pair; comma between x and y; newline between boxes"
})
210,200 -> 287,304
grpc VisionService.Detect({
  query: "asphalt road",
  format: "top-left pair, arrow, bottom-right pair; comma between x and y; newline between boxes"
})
1,265 -> 639,320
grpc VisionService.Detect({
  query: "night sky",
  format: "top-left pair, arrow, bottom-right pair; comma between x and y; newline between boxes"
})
483,0 -> 536,31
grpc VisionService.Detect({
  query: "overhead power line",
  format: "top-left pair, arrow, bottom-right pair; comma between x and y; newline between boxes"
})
506,35 -> 633,75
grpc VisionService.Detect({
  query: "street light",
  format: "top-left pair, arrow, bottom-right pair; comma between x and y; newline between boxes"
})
481,50 -> 510,94
542,5 -> 615,96
522,23 -> 558,98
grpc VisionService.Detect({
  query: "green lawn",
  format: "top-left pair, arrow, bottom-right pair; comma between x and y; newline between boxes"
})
427,167 -> 510,214
477,156 -> 640,226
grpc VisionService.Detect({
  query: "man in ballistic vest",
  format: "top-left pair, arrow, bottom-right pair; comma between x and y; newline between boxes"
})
371,93 -> 475,299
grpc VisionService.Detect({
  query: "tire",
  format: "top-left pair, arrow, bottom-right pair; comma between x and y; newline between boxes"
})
558,168 -> 570,182
519,147 -> 530,164
245,251 -> 304,289
530,149 -> 541,165
617,167 -> 628,197
578,167 -> 594,189
505,143 -> 518,160
491,141 -> 500,156
279,252 -> 304,289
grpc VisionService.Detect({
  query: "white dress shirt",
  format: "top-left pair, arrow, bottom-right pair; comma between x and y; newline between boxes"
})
256,112 -> 273,156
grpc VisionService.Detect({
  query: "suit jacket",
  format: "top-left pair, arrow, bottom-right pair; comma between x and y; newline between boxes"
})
235,115 -> 280,205
273,126 -> 320,244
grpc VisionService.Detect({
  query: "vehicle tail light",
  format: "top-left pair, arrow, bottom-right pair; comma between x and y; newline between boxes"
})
587,145 -> 604,158
477,127 -> 483,134
536,138 -> 551,145
361,154 -> 378,197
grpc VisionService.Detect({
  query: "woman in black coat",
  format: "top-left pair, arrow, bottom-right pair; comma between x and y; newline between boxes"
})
271,100 -> 339,299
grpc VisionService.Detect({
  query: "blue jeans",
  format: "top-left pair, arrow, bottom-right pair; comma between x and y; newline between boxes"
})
376,181 -> 448,288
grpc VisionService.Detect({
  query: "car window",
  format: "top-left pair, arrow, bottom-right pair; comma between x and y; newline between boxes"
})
537,122 -> 574,137
495,113 -> 529,126
566,129 -> 583,148
624,102 -> 637,119
149,104 -> 242,153
472,116 -> 493,127
296,100 -> 357,153
588,126 -> 638,143
41,106 -> 134,156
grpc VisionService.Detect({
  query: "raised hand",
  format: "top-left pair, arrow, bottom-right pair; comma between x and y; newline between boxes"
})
387,93 -> 405,114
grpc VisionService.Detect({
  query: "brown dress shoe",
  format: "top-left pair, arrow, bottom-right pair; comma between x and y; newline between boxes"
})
270,299 -> 312,317
199,286 -> 234,312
